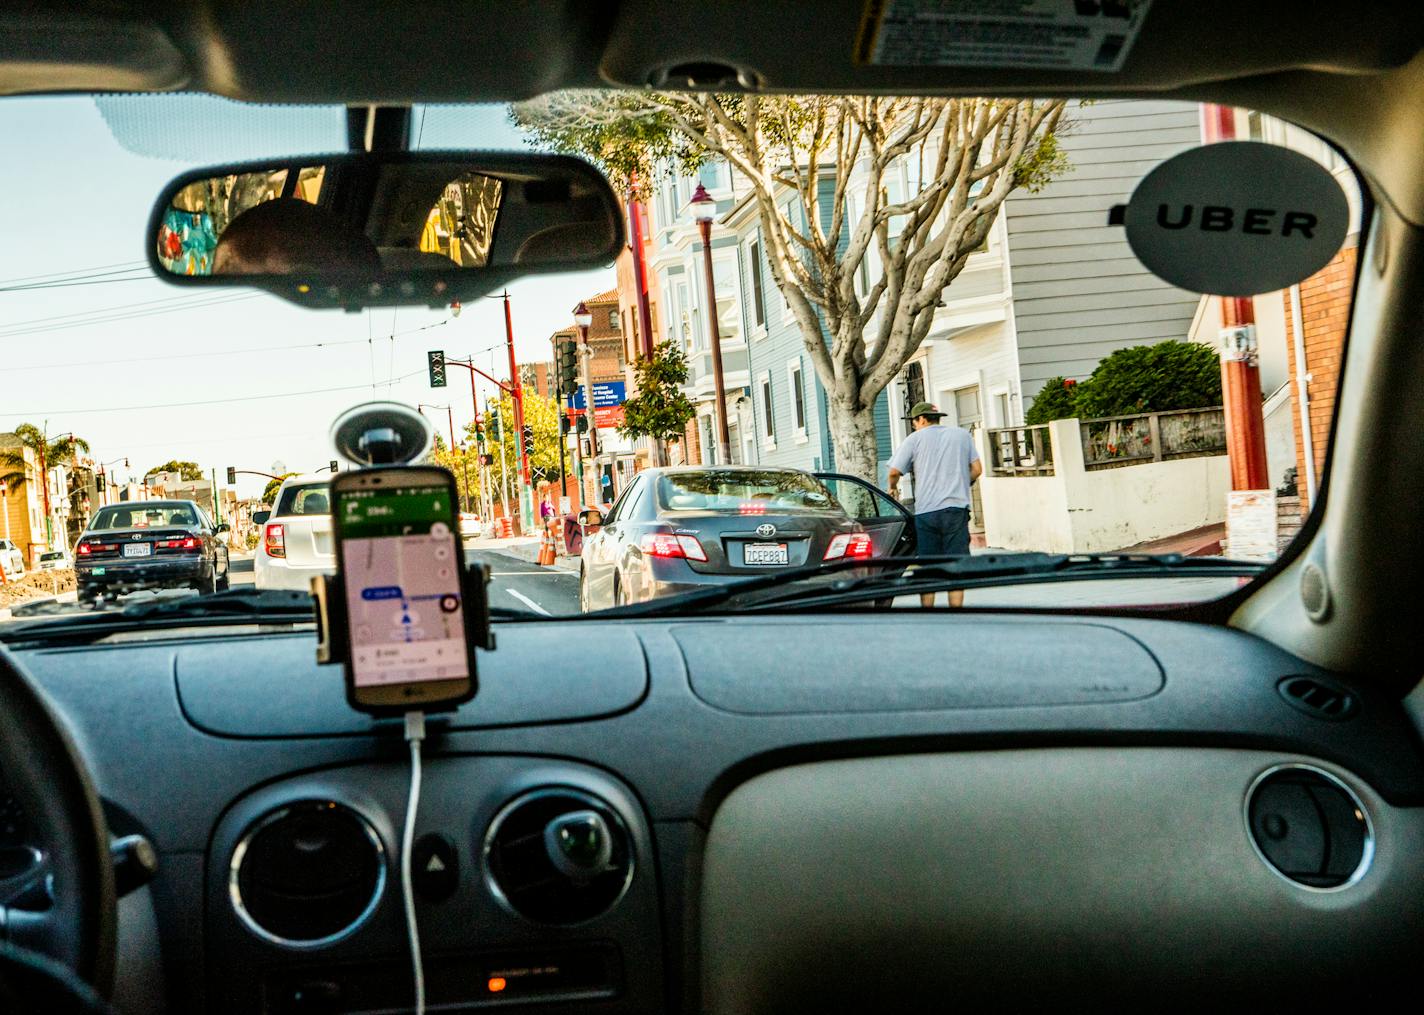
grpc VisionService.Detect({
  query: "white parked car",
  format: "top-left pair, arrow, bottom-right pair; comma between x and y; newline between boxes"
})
459,512 -> 482,541
0,537 -> 24,578
35,548 -> 72,571
253,475 -> 333,592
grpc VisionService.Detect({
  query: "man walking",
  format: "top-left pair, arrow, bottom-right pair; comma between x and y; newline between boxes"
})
887,401 -> 983,607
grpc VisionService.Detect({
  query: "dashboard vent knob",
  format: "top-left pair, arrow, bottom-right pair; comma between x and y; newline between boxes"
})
230,801 -> 385,947
1246,766 -> 1371,890
1278,675 -> 1357,721
484,789 -> 633,925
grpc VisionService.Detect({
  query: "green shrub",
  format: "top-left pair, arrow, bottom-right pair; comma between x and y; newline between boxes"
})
1024,377 -> 1081,424
1071,340 -> 1222,419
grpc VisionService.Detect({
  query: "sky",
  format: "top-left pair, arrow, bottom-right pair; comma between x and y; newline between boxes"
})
0,96 -> 615,501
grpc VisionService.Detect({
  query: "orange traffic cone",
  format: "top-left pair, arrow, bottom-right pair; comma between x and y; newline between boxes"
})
537,521 -> 557,567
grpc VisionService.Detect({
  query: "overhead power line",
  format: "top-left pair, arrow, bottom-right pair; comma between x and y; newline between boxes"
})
0,260 -> 147,287
1,369 -> 426,417
4,319 -> 449,372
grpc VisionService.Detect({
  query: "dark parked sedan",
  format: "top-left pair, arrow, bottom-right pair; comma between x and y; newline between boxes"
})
578,467 -> 914,611
75,500 -> 231,602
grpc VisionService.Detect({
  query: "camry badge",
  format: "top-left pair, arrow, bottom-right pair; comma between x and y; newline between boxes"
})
131,533 -> 143,540
755,523 -> 777,538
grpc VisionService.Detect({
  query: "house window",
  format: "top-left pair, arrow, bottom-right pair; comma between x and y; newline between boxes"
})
995,391 -> 1011,427
788,361 -> 807,434
759,375 -> 775,442
609,308 -> 620,330
746,236 -> 766,327
903,361 -> 926,409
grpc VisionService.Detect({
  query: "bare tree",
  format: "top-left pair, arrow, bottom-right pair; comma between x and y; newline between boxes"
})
515,93 -> 1068,479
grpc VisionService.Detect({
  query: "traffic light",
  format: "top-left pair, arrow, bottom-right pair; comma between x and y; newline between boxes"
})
487,412 -> 501,441
521,425 -> 535,457
226,466 -> 236,485
556,340 -> 578,391
473,414 -> 484,443
576,416 -> 589,434
95,474 -> 106,493
559,416 -> 571,436
329,460 -> 339,473
427,350 -> 447,387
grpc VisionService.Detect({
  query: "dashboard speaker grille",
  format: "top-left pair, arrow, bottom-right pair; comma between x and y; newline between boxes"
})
1300,562 -> 1330,621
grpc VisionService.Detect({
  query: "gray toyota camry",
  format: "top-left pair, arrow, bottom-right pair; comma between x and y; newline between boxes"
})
578,467 -> 914,611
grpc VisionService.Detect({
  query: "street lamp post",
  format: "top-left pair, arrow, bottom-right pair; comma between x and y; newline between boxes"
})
573,302 -> 599,507
690,183 -> 731,464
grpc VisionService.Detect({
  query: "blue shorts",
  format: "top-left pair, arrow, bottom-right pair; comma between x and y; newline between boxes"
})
915,506 -> 971,557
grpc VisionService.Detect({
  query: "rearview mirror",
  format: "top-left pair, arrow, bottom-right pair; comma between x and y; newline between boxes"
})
148,151 -> 622,309
579,509 -> 604,527
251,511 -> 271,526
215,523 -> 231,534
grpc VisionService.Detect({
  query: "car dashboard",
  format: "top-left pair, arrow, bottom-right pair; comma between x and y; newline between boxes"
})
12,614 -> 1424,1012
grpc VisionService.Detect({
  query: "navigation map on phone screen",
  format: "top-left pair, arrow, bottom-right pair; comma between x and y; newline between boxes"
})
339,484 -> 469,688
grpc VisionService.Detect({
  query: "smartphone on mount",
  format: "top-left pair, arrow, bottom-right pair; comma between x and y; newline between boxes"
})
330,466 -> 477,713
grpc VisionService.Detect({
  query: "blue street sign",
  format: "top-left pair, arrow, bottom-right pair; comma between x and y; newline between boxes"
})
570,381 -> 626,410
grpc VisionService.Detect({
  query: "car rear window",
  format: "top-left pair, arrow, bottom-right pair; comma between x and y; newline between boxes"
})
657,471 -> 836,513
89,505 -> 199,529
276,483 -> 331,516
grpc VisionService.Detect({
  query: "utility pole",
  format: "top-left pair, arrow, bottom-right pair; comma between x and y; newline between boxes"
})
573,303 -> 601,507
211,468 -> 222,526
1203,104 -> 1268,491
503,292 -> 533,534
627,175 -> 665,467
690,184 -> 731,463
37,426 -> 52,549
495,397 -> 513,529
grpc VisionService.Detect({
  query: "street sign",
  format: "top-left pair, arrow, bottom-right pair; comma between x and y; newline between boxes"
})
569,380 -> 627,428
428,350 -> 447,387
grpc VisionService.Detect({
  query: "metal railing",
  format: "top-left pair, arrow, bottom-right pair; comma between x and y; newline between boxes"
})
987,424 -> 1055,476
1080,407 -> 1226,471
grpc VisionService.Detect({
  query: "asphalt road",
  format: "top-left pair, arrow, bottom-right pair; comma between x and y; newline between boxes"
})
465,547 -> 581,617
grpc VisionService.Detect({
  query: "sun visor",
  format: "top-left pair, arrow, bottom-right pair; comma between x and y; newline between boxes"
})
1109,142 -> 1349,297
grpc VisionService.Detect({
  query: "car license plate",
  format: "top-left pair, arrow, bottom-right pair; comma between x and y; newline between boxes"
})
744,542 -> 788,566
122,543 -> 151,558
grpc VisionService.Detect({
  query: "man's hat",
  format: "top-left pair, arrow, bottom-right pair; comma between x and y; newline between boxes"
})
905,401 -> 946,420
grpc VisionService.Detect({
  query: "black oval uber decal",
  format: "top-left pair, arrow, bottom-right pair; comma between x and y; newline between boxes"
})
1121,141 -> 1349,297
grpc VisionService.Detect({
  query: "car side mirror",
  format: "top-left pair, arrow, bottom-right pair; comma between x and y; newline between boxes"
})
252,511 -> 271,525
579,509 -> 603,527
215,523 -> 231,533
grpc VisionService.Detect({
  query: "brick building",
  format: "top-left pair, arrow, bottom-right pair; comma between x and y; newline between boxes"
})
1283,241 -> 1357,511
518,361 -> 555,401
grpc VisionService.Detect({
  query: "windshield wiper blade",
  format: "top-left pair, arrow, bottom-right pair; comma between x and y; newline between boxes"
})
0,588 -> 317,643
741,552 -> 1264,611
113,587 -> 315,620
589,551 -> 1264,617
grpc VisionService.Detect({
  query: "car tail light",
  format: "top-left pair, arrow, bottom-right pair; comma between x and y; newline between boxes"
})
824,532 -> 873,561
264,523 -> 286,558
77,541 -> 117,556
157,536 -> 200,550
640,532 -> 707,561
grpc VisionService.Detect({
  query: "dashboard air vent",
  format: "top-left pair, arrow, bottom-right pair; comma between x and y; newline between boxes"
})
230,800 -> 385,947
1278,676 -> 1357,721
484,788 -> 633,925
1246,766 -> 1371,890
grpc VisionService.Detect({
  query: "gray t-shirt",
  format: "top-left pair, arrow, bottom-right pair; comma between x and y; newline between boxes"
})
888,424 -> 980,514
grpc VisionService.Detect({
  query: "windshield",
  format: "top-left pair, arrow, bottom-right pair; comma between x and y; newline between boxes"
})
275,483 -> 330,516
88,504 -> 199,530
658,471 -> 836,513
0,93 -> 1362,623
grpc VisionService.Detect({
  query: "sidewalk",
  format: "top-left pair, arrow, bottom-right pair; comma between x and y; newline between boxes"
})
465,535 -> 580,573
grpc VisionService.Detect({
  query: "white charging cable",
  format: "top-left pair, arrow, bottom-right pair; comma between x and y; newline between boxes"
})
402,710 -> 427,1015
